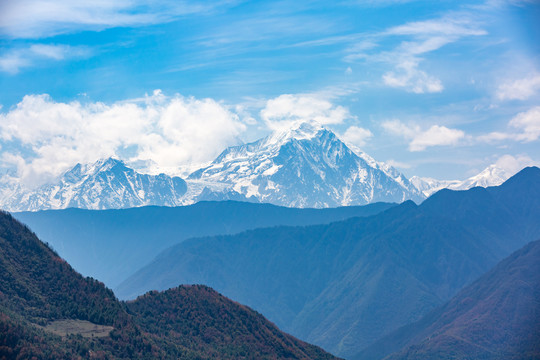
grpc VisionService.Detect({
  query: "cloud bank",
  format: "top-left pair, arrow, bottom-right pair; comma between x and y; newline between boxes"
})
0,91 -> 246,187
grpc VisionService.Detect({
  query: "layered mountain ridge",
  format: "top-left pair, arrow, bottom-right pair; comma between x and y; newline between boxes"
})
115,167 -> 540,358
13,201 -> 394,288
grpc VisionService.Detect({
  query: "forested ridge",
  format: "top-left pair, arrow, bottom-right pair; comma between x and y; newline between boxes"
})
0,211 -> 338,360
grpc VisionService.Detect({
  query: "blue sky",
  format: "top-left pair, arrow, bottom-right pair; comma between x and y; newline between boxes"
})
0,0 -> 539,186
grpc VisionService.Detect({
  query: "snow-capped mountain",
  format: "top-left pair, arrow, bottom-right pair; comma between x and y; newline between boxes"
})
188,121 -> 425,207
455,164 -> 512,189
0,158 -> 187,211
411,164 -> 514,197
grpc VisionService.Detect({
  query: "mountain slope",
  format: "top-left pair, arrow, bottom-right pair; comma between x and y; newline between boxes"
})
1,158 -> 187,211
128,285 -> 339,360
359,239 -> 540,360
14,200 -> 394,288
189,121 -> 424,207
116,167 -> 540,358
0,210 -> 339,359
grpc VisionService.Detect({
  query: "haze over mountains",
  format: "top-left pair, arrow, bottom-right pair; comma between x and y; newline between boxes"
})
13,201 -> 394,288
0,121 -> 517,211
115,167 -> 540,358
0,210 -> 337,359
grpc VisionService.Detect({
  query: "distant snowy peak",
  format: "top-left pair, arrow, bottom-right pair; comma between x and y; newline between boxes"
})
411,164 -> 514,197
456,164 -> 510,189
2,158 -> 187,211
190,121 -> 425,208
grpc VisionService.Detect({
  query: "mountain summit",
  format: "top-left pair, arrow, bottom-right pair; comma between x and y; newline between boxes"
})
189,121 -> 424,207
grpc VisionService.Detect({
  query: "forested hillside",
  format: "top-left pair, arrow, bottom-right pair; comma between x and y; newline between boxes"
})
0,210 -> 338,359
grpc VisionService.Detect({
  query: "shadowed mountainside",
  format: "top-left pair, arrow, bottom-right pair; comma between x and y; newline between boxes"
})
358,239 -> 540,360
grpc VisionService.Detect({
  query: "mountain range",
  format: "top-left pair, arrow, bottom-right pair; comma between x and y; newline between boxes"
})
13,200 -> 394,288
1,121 -> 515,212
114,167 -> 540,358
0,210 -> 338,359
0,158 -> 188,211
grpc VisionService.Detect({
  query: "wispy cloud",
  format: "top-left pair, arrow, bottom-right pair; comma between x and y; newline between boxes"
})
0,44 -> 91,74
382,58 -> 443,94
0,0 -> 236,39
384,16 -> 487,37
346,13 -> 487,93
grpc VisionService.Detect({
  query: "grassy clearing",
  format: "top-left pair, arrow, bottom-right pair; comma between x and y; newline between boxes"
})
43,319 -> 113,338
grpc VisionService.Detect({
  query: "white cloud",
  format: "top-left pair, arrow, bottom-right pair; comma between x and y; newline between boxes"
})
0,91 -> 246,187
0,0 -> 228,39
509,106 -> 540,142
493,154 -> 539,174
260,94 -> 353,131
497,73 -> 540,101
341,126 -> 373,147
478,106 -> 540,143
0,44 -> 90,74
382,119 -> 465,151
476,131 -> 512,143
409,125 -> 465,151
